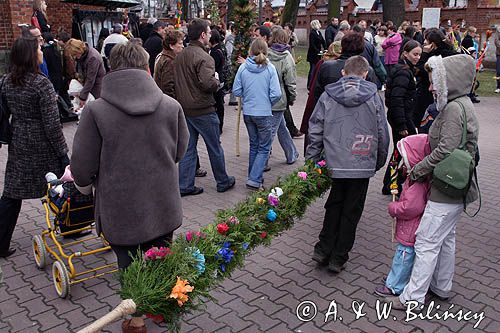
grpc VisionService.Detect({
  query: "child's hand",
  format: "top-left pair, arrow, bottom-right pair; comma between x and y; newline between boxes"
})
388,201 -> 398,217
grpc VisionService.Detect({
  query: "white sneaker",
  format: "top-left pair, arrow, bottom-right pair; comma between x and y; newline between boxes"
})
495,88 -> 500,93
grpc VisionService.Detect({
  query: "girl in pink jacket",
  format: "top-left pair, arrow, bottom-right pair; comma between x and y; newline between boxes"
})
382,26 -> 403,70
375,134 -> 431,296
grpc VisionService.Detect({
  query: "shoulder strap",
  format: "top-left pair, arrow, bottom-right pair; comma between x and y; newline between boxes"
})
464,169 -> 481,218
454,100 -> 468,149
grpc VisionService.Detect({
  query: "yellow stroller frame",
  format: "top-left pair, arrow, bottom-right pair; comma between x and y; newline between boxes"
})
32,183 -> 118,298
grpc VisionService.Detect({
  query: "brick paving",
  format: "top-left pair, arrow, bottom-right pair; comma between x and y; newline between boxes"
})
1,77 -> 500,332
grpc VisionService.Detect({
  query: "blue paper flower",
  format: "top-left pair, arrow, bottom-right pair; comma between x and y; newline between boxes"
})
242,242 -> 249,250
215,242 -> 234,272
191,248 -> 205,275
267,209 -> 277,222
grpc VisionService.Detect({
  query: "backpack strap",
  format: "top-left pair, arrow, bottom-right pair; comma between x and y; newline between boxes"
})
454,100 -> 481,217
454,100 -> 468,150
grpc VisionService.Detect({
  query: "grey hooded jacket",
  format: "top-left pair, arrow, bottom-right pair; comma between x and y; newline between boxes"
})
411,54 -> 479,204
306,76 -> 389,178
268,46 -> 297,112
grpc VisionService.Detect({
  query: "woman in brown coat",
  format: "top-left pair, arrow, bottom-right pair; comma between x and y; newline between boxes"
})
71,42 -> 189,271
154,30 -> 184,98
65,39 -> 106,104
0,37 -> 68,258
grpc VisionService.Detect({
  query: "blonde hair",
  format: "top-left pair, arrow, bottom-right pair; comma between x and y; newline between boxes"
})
323,41 -> 342,61
270,26 -> 289,45
65,38 -> 86,57
33,0 -> 47,19
250,38 -> 268,65
310,20 -> 321,30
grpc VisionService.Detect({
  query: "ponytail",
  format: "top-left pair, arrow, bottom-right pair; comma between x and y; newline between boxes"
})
249,38 -> 268,66
254,52 -> 267,65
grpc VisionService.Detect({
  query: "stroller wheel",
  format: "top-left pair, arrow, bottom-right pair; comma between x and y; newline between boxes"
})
33,235 -> 48,269
52,261 -> 70,298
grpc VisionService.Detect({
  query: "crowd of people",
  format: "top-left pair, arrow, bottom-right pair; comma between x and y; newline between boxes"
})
304,16 -> 481,311
0,1 -> 489,331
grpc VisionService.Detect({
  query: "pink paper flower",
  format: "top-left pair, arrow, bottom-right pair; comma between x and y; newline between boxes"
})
260,231 -> 267,238
267,194 -> 279,207
185,231 -> 193,242
144,246 -> 172,261
228,216 -> 240,225
195,231 -> 206,239
317,160 -> 326,167
297,171 -> 308,180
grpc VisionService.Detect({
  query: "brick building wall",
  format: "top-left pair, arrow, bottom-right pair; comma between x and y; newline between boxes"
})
0,0 -> 103,51
294,0 -> 500,34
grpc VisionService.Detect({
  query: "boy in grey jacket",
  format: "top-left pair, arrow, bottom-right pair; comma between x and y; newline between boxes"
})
306,56 -> 389,273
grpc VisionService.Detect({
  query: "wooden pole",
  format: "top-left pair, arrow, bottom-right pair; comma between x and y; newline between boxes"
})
236,97 -> 241,157
77,299 -> 137,333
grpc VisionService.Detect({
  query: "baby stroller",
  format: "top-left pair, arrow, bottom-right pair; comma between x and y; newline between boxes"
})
32,170 -> 117,298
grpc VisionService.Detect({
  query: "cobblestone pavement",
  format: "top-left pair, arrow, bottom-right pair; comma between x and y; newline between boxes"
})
1,77 -> 499,333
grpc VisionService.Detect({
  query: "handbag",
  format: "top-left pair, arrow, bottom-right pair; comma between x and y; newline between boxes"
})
432,101 -> 475,199
0,75 -> 12,146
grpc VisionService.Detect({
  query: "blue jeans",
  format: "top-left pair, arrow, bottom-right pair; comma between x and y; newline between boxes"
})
244,115 -> 273,187
496,55 -> 500,89
270,111 -> 299,164
386,243 -> 416,295
179,112 -> 230,193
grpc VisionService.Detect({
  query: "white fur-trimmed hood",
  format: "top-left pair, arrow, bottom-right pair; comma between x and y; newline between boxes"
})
426,54 -> 475,111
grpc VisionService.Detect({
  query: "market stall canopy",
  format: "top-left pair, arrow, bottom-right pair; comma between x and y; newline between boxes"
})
61,0 -> 141,10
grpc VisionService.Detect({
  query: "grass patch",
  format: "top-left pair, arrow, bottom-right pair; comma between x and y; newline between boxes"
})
293,46 -> 498,97
294,47 -> 309,79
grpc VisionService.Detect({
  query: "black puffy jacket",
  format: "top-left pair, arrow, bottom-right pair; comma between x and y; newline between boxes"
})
413,45 -> 456,126
385,60 -> 417,132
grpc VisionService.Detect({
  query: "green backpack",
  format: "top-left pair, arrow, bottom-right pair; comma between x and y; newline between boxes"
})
432,101 -> 475,199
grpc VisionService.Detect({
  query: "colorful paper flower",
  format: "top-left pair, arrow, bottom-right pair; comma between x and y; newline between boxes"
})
143,247 -> 172,261
297,171 -> 308,180
270,187 -> 283,197
169,277 -> 194,307
316,168 -> 322,175
267,209 -> 277,222
145,313 -> 165,322
228,216 -> 240,225
267,193 -> 279,207
217,223 -> 229,235
185,231 -> 193,242
260,231 -> 267,238
189,247 -> 205,275
242,242 -> 249,250
215,241 -> 235,272
317,160 -> 326,167
195,231 -> 206,239
256,197 -> 265,204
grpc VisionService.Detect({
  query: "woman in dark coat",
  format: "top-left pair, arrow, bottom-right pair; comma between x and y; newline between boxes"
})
414,28 -> 456,131
209,29 -> 226,133
71,42 -> 189,273
306,19 -> 326,90
32,0 -> 50,33
382,40 -> 422,194
154,30 -> 184,98
0,37 -> 68,257
65,38 -> 106,104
